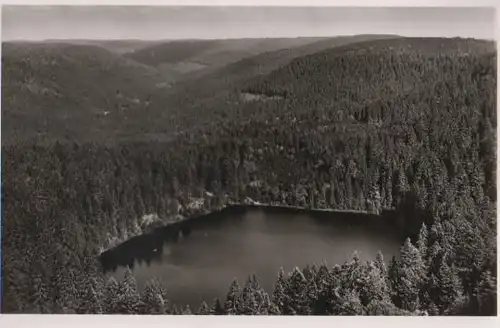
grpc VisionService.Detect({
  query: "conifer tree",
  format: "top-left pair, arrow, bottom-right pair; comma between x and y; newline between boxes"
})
114,268 -> 142,314
239,282 -> 259,315
374,251 -> 388,282
141,279 -> 168,314
315,263 -> 331,292
103,277 -> 120,314
417,223 -> 429,263
271,268 -> 287,314
224,278 -> 241,315
435,260 -> 464,314
367,170 -> 382,214
366,298 -> 414,316
76,285 -> 103,314
391,238 -> 426,312
197,300 -> 211,315
249,273 -> 261,290
475,270 -> 497,316
284,267 -> 309,315
358,261 -> 391,306
211,298 -> 226,315
256,290 -> 271,315
337,289 -> 365,315
182,305 -> 192,315
305,278 -> 319,311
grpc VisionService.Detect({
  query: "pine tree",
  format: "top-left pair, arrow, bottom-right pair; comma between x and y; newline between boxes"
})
417,223 -> 429,262
224,278 -> 241,315
375,251 -> 388,279
268,301 -> 281,315
391,238 -> 426,312
366,299 -> 414,316
182,305 -> 192,315
271,268 -> 287,314
114,268 -> 142,314
302,264 -> 317,281
255,290 -> 271,315
427,301 -> 440,315
315,263 -> 331,292
211,298 -> 226,315
358,261 -> 391,306
141,279 -> 168,314
385,170 -> 393,208
76,285 -> 103,314
367,169 -> 382,214
197,300 -> 211,315
247,275 -> 271,315
305,277 -> 319,309
103,277 -> 120,314
284,267 -> 309,315
239,282 -> 259,315
436,260 -> 464,314
337,289 -> 365,315
394,167 -> 410,207
475,270 -> 497,316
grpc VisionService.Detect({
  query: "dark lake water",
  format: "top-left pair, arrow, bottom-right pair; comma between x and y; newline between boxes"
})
106,207 -> 402,309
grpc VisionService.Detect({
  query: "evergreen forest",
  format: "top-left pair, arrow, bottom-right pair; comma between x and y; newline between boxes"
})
1,36 -> 497,316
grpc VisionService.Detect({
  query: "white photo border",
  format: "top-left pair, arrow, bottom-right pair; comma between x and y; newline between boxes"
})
0,1 -> 498,327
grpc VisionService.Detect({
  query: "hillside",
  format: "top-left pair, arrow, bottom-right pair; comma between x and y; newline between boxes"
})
32,39 -> 165,54
222,37 -> 497,204
239,37 -> 495,107
125,37 -> 401,82
1,42 -> 175,143
124,38 -> 327,80
185,34 -> 401,83
1,35 -> 399,144
2,36 -> 497,315
152,35 -> 402,130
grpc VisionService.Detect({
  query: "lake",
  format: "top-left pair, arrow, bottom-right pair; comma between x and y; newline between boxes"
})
105,206 -> 403,309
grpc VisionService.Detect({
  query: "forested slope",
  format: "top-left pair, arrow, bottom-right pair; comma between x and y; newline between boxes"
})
1,36 -> 397,144
38,39 -> 164,54
183,34 -> 400,83
148,35 -> 402,133
1,37 -> 497,315
124,38 -> 329,78
1,43 -> 176,144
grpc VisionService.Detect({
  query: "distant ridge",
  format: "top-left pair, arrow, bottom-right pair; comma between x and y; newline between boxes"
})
2,35 -> 494,144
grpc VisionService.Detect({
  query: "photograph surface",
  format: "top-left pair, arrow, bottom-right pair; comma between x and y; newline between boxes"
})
1,5 -> 497,316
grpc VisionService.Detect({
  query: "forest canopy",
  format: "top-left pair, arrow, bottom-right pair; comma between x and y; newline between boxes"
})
1,37 -> 497,315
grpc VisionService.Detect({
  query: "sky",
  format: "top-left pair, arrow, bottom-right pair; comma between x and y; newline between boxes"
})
1,6 -> 496,41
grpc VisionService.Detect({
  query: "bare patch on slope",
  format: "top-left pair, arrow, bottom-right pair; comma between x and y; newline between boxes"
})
240,92 -> 284,102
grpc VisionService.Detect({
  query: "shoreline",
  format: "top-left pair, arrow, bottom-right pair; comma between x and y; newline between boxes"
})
228,201 -> 373,215
100,198 -> 397,254
99,200 -> 400,267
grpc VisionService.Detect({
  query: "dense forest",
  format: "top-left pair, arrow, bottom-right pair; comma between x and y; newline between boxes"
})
1,37 -> 497,315
1,35 -> 395,145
